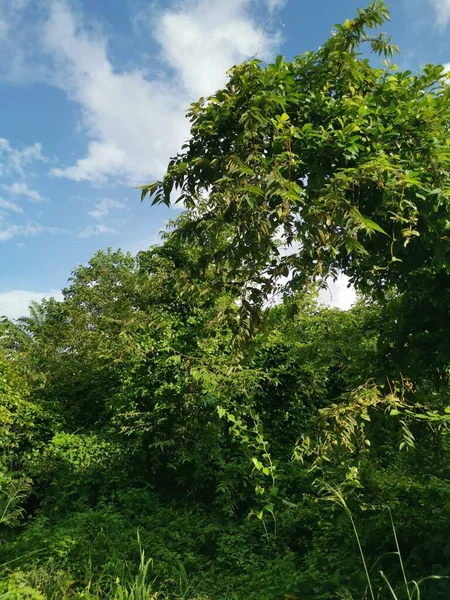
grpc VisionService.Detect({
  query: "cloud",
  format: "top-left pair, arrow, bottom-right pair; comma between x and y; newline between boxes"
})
0,0 -> 54,84
88,198 -> 127,220
154,0 -> 282,99
263,233 -> 356,311
0,288 -> 63,320
0,197 -> 23,213
78,198 -> 128,238
0,222 -> 63,241
1,181 -> 43,202
263,0 -> 287,12
78,223 -> 117,238
318,275 -> 357,311
42,0 -> 282,185
0,138 -> 46,177
43,1 -> 189,185
430,0 -> 450,27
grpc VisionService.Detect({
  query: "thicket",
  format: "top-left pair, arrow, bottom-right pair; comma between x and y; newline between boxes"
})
1,3 -> 450,598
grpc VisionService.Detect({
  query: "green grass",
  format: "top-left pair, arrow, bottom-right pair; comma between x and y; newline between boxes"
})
326,484 -> 449,600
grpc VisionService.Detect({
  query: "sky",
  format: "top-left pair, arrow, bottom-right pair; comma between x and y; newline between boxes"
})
0,0 -> 449,319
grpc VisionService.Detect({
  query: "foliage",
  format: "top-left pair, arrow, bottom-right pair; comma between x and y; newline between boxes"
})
1,3 -> 450,600
142,1 -> 450,339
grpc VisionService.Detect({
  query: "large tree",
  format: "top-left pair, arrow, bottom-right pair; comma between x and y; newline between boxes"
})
142,1 -> 450,323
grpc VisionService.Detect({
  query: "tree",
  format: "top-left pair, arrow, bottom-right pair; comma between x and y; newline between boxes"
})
141,1 -> 450,320
139,7 -> 450,591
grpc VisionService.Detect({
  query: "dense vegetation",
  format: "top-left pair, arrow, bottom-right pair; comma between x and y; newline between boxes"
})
1,2 -> 450,598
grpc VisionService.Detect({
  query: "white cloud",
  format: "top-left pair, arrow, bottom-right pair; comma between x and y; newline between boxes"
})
78,223 -> 117,238
78,198 -> 128,238
0,0 -> 51,84
42,0 -> 282,185
430,0 -> 450,27
88,198 -> 127,220
0,222 -> 63,241
0,138 -> 46,177
0,288 -> 63,321
263,234 -> 356,311
263,0 -> 287,12
155,0 -> 281,99
0,197 -> 23,213
318,275 -> 357,311
1,181 -> 43,202
43,1 -> 188,185
444,62 -> 450,72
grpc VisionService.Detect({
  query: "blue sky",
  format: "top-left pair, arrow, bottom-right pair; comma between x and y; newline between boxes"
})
0,0 -> 449,318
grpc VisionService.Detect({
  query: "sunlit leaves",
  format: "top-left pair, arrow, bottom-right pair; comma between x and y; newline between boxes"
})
142,0 -> 450,322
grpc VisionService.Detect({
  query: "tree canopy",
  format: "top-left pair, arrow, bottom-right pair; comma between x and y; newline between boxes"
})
142,0 -> 450,312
